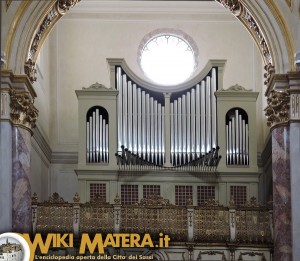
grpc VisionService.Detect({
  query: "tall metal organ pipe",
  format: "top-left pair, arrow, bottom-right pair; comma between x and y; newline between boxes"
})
116,67 -> 165,165
170,70 -> 217,166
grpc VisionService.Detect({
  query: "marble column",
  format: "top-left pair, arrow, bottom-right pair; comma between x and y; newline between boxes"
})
272,126 -> 292,260
9,87 -> 38,232
265,88 -> 292,261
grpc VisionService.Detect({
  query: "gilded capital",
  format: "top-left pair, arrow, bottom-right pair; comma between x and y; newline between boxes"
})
265,90 -> 290,128
10,89 -> 39,132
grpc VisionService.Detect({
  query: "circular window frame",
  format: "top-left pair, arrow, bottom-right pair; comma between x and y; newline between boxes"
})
137,28 -> 199,86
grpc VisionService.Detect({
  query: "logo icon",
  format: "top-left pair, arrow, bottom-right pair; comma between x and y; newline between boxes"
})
0,233 -> 30,261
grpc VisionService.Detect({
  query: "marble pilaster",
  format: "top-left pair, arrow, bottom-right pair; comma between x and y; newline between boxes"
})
12,126 -> 32,232
1,71 -> 38,233
288,72 -> 300,261
272,126 -> 292,260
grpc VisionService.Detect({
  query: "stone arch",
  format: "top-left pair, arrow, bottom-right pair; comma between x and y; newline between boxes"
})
2,0 -> 295,82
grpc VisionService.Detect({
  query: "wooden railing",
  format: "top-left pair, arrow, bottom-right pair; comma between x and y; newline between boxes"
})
32,193 -> 273,244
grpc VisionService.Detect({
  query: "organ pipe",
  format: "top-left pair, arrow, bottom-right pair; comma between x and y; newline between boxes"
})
116,68 -> 165,165
86,108 -> 109,163
226,109 -> 249,165
170,71 -> 218,166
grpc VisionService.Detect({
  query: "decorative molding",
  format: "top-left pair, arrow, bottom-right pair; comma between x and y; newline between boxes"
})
285,0 -> 293,10
219,84 -> 251,92
243,197 -> 261,208
237,251 -> 266,261
82,82 -> 109,90
5,0 -> 12,11
202,198 -> 224,207
139,195 -> 170,207
216,0 -> 241,14
9,89 -> 39,133
56,0 -> 81,15
1,92 -> 9,118
291,94 -> 300,120
197,250 -> 227,261
265,90 -> 290,129
264,63 -> 276,86
28,6 -> 59,63
46,192 -> 67,204
51,151 -> 78,164
24,59 -> 37,83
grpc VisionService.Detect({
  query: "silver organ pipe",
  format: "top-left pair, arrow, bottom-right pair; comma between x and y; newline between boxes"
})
200,81 -> 206,153
86,107 -> 109,163
191,88 -> 196,159
226,109 -> 249,165
182,95 -> 187,164
170,103 -> 174,165
211,68 -> 217,148
116,68 -> 165,165
178,97 -> 182,165
123,75 -> 128,148
206,76 -> 211,152
170,69 -> 217,166
117,67 -> 123,149
186,92 -> 191,162
128,81 -> 133,151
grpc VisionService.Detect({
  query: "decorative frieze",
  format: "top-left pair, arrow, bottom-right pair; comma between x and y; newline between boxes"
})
265,90 -> 290,128
9,89 -> 38,132
216,0 -> 241,14
264,63 -> 276,86
56,0 -> 81,15
217,0 -> 275,85
26,0 -> 81,82
291,94 -> 300,120
24,59 -> 37,82
1,92 -> 9,117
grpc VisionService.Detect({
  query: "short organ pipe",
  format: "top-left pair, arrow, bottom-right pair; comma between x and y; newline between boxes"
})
86,107 -> 109,163
226,108 -> 249,165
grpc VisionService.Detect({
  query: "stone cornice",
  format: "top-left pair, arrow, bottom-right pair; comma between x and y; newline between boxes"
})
1,70 -> 37,98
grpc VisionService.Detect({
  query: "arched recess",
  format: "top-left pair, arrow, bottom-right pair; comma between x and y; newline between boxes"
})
2,0 -> 295,83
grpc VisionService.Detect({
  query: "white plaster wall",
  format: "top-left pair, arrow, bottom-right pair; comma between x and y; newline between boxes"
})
274,0 -> 300,53
30,140 -> 50,201
47,10 -> 265,152
33,37 -> 51,141
50,165 -> 79,202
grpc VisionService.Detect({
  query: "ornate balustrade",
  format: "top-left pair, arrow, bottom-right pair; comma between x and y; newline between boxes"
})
32,193 -> 273,246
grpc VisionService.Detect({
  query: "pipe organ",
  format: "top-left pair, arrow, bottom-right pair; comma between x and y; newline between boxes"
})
226,108 -> 249,165
86,106 -> 109,163
116,64 -> 219,168
170,69 -> 217,166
